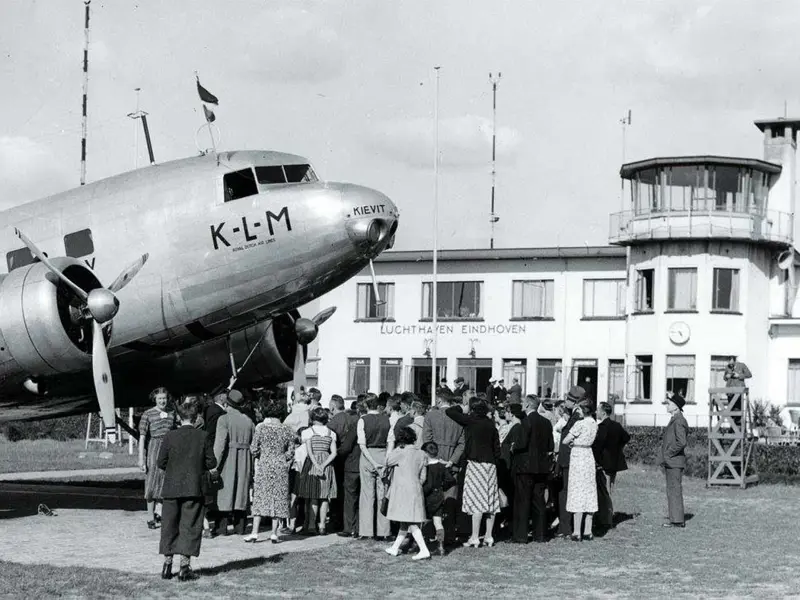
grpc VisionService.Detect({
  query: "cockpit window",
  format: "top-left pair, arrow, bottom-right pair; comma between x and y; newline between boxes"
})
255,164 -> 318,185
223,168 -> 259,202
7,247 -> 35,272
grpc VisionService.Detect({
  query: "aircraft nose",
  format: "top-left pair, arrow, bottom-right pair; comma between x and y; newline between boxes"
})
341,184 -> 399,256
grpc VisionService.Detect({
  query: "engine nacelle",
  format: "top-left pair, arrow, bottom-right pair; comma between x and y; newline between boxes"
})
230,312 -> 305,385
0,259 -> 104,377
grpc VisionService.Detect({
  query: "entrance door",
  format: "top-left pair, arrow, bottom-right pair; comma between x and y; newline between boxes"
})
411,358 -> 446,401
572,359 -> 598,404
503,359 -> 527,396
456,359 -> 492,395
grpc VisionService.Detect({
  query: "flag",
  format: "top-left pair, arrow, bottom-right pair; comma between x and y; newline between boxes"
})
196,77 -> 219,105
203,104 -> 216,123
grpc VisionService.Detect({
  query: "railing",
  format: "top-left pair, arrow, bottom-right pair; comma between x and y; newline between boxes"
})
609,208 -> 793,245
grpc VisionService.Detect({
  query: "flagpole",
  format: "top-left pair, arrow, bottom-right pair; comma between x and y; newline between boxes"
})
195,72 -> 218,156
432,66 -> 441,401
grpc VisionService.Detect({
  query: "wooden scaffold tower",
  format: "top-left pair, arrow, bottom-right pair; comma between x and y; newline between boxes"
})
707,386 -> 758,488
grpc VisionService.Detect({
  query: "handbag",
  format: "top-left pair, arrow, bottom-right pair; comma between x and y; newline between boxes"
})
202,470 -> 223,495
379,467 -> 394,516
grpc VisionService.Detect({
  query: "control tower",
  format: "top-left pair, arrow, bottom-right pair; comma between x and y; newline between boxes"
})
609,117 -> 800,423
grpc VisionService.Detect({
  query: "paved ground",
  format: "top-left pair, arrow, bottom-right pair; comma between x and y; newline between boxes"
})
0,477 -> 347,575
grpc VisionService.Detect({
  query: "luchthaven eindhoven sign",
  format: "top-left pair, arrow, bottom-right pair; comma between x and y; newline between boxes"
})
380,323 -> 527,335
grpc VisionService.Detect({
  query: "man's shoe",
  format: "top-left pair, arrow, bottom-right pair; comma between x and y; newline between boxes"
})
336,531 -> 353,538
662,522 -> 685,528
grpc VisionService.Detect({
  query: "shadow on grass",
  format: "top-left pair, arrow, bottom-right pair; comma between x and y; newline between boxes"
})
194,554 -> 284,576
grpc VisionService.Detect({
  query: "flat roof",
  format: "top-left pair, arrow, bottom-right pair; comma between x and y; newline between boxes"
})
754,117 -> 800,133
376,246 -> 626,263
620,155 -> 782,179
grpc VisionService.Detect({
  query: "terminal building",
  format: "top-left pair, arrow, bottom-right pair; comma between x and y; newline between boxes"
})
304,116 -> 800,426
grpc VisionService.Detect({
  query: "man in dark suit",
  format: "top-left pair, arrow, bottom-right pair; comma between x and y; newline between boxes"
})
158,398 -> 217,581
336,400 -> 364,537
202,391 -> 227,535
508,378 -> 523,405
452,377 -> 469,398
485,379 -> 497,403
509,395 -> 554,542
556,386 -> 584,537
495,380 -> 508,405
327,395 -> 355,532
592,401 -> 630,531
660,393 -> 689,528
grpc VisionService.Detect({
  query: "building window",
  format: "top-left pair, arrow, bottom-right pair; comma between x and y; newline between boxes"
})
712,268 -> 739,312
536,359 -> 562,400
666,355 -> 695,404
347,358 -> 370,396
710,355 -> 729,390
789,360 -> 800,406
422,281 -> 482,319
357,283 -> 395,320
502,359 -> 527,396
512,280 -> 554,318
64,229 -> 94,258
583,279 -> 626,318
608,359 -> 624,405
628,355 -> 652,402
667,268 -> 697,311
635,269 -> 654,312
457,358 -> 493,395
379,358 -> 403,395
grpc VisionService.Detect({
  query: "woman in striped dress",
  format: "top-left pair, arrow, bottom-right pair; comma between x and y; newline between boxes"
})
446,397 -> 502,548
295,407 -> 338,534
138,387 -> 177,529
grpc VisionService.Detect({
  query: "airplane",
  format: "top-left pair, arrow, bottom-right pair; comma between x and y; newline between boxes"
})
0,149 -> 399,440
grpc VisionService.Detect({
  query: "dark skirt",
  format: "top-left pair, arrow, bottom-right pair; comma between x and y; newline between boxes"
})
159,497 -> 205,557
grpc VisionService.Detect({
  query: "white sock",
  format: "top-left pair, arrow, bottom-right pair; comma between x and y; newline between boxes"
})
410,527 -> 429,556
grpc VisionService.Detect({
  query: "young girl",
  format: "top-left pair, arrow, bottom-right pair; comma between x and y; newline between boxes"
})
296,407 -> 338,535
384,426 -> 431,560
421,441 -> 456,555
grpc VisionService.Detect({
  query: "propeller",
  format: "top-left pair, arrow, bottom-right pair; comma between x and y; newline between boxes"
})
291,307 -> 337,397
15,228 -> 148,442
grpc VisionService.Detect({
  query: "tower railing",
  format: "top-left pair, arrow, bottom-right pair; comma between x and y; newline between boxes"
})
609,208 -> 792,245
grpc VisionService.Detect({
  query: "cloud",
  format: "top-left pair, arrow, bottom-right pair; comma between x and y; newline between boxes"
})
235,7 -> 346,84
367,114 -> 522,169
0,137 -> 73,209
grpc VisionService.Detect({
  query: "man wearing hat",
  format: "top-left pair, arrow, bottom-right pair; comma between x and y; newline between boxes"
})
660,392 -> 688,528
453,377 -> 469,398
212,389 -> 255,536
555,386 -> 585,538
485,379 -> 497,404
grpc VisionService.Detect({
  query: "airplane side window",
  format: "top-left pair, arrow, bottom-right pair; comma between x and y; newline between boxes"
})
284,164 -> 318,183
223,168 -> 259,202
255,166 -> 286,185
64,229 -> 94,258
6,247 -> 35,272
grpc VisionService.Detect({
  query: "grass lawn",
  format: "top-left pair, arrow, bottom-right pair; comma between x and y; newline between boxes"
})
3,466 -> 800,598
0,437 -> 140,473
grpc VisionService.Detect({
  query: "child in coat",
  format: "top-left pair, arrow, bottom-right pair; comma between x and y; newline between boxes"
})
421,441 -> 457,555
384,426 -> 431,560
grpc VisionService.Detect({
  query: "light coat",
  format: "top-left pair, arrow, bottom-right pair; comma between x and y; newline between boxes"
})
213,406 -> 255,511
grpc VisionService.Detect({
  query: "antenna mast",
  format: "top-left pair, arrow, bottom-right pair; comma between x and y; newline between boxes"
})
489,72 -> 502,249
127,88 -> 156,166
80,0 -> 91,186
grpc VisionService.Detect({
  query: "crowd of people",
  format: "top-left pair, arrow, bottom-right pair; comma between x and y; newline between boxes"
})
138,378 -> 694,581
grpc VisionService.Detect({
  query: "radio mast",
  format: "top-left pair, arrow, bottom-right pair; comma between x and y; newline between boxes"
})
80,0 -> 91,185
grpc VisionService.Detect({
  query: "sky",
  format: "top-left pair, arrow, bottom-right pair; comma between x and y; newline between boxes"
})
1,0 -> 799,251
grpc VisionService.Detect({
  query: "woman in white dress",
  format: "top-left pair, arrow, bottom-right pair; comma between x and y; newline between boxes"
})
562,403 -> 598,541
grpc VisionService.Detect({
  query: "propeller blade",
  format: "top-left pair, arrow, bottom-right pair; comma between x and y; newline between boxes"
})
311,306 -> 337,327
14,228 -> 88,302
292,341 -> 307,398
368,259 -> 386,306
91,320 -> 117,442
108,253 -> 150,293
